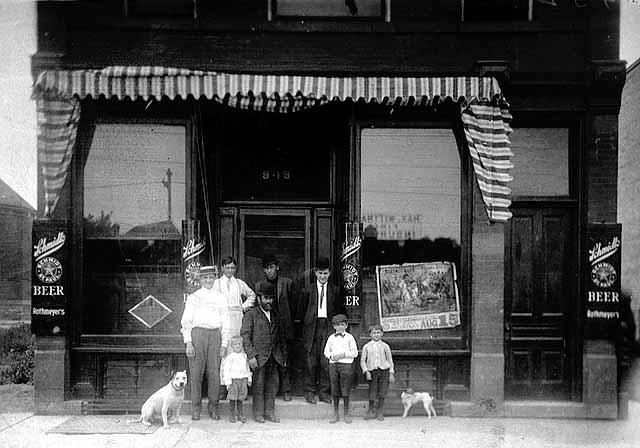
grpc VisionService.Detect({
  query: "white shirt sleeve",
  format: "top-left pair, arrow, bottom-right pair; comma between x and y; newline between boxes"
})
239,280 -> 256,310
180,295 -> 196,344
323,335 -> 333,360
346,334 -> 358,361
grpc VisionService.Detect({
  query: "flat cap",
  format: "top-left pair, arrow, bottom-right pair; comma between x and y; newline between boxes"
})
332,314 -> 348,325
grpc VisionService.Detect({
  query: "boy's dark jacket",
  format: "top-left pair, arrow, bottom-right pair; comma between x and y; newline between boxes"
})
241,305 -> 288,368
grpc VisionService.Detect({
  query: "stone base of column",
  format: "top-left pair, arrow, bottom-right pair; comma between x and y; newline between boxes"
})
470,352 -> 505,416
34,336 -> 69,415
583,339 -> 618,419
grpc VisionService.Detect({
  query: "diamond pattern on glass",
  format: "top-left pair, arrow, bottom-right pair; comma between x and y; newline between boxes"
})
128,295 -> 173,328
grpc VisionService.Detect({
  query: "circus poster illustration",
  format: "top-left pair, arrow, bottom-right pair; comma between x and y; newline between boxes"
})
376,262 -> 461,332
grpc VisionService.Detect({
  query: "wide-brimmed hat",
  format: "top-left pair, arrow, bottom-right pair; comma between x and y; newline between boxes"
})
262,254 -> 279,267
315,256 -> 330,270
256,282 -> 276,297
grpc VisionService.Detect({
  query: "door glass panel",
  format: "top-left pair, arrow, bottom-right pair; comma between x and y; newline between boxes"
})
509,128 -> 569,197
241,212 -> 307,289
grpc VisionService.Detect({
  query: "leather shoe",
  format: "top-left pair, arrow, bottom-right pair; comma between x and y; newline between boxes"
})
304,393 -> 317,404
191,411 -> 200,421
208,410 -> 220,420
283,392 -> 292,402
265,415 -> 280,423
255,415 -> 265,423
318,395 -> 331,404
329,412 -> 339,423
344,413 -> 352,424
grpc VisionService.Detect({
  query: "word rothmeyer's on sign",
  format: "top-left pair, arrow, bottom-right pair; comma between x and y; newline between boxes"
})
585,223 -> 621,339
32,220 -> 69,336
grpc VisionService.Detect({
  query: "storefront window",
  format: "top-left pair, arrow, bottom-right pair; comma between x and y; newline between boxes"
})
360,127 -> 462,337
361,128 -> 461,268
82,123 -> 186,335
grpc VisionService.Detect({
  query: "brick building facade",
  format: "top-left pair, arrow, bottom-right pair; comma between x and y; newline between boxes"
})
31,1 -> 625,418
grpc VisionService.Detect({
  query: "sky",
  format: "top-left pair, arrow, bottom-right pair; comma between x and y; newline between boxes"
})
0,1 -> 639,209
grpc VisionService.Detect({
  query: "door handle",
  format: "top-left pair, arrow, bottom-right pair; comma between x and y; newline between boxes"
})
504,322 -> 511,332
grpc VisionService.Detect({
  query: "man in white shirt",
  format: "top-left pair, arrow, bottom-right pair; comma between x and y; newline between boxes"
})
181,265 -> 229,421
213,256 -> 256,337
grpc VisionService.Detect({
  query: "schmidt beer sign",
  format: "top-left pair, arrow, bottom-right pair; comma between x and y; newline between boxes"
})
32,220 -> 69,336
585,223 -> 621,339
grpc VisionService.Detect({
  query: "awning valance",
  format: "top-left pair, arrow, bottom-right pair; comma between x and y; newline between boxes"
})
33,67 -> 513,221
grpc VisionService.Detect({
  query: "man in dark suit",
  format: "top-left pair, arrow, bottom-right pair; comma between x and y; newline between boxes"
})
301,256 -> 346,404
255,254 -> 295,401
241,282 -> 288,423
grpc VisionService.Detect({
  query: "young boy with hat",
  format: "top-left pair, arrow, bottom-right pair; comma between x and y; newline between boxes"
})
323,313 -> 358,423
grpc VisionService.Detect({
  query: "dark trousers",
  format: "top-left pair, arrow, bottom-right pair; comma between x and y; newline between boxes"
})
329,363 -> 353,398
253,356 -> 280,418
368,368 -> 390,401
188,327 -> 221,412
278,360 -> 291,394
304,318 -> 330,397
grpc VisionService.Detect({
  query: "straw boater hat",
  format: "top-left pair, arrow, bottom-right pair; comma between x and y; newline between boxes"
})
199,265 -> 217,277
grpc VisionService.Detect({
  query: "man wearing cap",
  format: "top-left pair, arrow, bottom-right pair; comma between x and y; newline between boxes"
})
300,256 -> 346,404
254,254 -> 295,401
180,265 -> 230,420
241,282 -> 288,423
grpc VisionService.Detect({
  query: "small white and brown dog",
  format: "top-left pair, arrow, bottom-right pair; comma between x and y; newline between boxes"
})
400,389 -> 437,418
129,370 -> 187,429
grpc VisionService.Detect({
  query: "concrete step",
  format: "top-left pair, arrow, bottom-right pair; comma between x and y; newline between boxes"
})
82,396 -> 451,419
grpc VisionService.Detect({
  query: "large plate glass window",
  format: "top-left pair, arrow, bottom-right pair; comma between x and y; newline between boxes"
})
82,123 -> 186,335
360,128 -> 463,343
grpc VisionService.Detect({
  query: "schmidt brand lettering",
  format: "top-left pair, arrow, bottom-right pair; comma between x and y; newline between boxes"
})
33,232 -> 66,261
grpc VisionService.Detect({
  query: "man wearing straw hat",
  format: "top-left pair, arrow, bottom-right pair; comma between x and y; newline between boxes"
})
181,265 -> 230,421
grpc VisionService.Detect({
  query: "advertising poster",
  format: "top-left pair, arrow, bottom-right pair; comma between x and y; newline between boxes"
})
32,220 -> 69,336
376,262 -> 460,332
585,223 -> 621,339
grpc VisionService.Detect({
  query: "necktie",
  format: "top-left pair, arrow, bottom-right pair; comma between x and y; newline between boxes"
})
320,284 -> 325,310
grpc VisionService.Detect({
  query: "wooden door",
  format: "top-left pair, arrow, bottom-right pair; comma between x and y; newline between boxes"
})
505,206 -> 577,399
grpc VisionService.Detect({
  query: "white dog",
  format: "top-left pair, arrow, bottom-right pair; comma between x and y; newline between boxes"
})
129,370 -> 187,428
401,389 -> 437,418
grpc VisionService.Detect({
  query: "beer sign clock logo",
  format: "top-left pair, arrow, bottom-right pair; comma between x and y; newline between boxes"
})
591,262 -> 617,289
342,263 -> 359,290
36,257 -> 63,284
184,261 -> 201,286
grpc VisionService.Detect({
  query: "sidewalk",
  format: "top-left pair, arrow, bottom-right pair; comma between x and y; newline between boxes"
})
1,401 -> 640,448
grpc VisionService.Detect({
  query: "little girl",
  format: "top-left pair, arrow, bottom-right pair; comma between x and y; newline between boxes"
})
220,335 -> 252,423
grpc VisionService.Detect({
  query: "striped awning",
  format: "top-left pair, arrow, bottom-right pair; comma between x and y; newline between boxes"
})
33,66 -> 513,221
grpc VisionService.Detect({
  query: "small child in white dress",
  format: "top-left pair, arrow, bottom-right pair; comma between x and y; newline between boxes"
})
221,335 -> 252,423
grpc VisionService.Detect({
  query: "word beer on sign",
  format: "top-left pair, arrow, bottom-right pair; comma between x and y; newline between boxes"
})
341,221 -> 363,323
585,223 -> 621,339
32,220 -> 69,336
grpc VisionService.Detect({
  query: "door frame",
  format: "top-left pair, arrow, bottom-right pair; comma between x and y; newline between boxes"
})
504,201 -> 581,400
